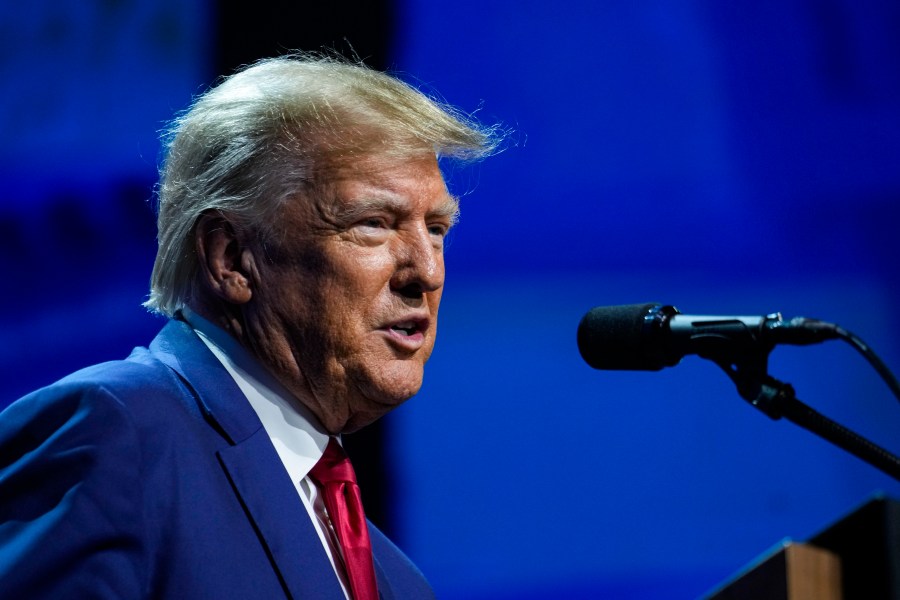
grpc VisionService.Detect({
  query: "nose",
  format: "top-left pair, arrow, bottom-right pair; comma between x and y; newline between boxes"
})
390,225 -> 444,298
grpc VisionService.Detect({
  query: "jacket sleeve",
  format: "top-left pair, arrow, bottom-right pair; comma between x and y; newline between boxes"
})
0,383 -> 148,599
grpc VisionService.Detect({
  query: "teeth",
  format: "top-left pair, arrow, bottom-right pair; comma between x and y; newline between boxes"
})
391,322 -> 417,335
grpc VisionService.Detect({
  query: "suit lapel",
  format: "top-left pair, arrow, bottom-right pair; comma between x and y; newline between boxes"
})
149,320 -> 346,600
218,429 -> 346,600
149,319 -> 256,443
372,552 -> 393,600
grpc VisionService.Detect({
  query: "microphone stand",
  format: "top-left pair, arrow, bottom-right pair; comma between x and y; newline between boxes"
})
714,353 -> 900,482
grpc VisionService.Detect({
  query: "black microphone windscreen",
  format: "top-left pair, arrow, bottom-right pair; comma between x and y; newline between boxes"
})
577,303 -> 665,370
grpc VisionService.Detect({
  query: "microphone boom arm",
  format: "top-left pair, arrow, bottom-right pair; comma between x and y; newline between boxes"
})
714,351 -> 900,482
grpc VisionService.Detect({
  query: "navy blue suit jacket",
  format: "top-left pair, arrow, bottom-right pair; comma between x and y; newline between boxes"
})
0,319 -> 435,599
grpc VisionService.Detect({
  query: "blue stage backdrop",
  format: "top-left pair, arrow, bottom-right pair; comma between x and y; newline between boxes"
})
0,0 -> 212,401
389,2 -> 900,598
2,2 -> 899,599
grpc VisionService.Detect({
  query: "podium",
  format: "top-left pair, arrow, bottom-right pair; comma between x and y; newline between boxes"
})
705,496 -> 900,600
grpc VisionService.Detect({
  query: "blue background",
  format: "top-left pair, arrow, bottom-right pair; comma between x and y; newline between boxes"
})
2,2 -> 899,598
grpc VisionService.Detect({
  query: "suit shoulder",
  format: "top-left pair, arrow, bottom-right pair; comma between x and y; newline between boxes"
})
58,347 -> 183,399
0,357 -> 167,597
0,348 -> 196,447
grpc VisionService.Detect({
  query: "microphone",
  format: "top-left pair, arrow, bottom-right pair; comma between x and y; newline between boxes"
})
577,303 -> 840,371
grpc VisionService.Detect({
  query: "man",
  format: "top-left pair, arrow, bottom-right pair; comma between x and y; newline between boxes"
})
0,54 -> 500,598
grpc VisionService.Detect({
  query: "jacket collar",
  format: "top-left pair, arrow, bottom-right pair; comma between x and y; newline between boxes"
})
147,318 -> 350,599
149,317 -> 261,444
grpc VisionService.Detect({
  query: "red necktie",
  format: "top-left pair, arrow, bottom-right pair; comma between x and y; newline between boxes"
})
309,437 -> 379,600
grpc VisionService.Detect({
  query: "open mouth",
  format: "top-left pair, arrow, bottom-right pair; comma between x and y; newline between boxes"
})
390,321 -> 421,337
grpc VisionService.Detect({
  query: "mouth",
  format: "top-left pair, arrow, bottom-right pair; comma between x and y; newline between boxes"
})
382,316 -> 430,349
389,320 -> 425,336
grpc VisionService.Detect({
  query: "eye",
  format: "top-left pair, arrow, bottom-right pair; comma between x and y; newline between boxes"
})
348,215 -> 392,244
428,217 -> 453,238
353,216 -> 391,235
427,221 -> 452,249
360,217 -> 387,229
428,223 -> 448,237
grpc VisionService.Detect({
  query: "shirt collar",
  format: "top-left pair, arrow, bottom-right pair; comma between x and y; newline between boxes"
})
181,308 -> 332,482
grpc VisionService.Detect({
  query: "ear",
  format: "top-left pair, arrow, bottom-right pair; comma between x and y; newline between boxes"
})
195,212 -> 255,305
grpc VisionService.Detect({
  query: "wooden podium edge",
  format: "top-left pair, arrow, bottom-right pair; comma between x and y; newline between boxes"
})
704,540 -> 842,600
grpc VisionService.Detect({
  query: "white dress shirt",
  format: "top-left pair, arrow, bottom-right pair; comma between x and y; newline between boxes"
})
182,309 -> 352,600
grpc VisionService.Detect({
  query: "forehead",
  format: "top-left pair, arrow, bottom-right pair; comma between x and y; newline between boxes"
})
320,154 -> 457,216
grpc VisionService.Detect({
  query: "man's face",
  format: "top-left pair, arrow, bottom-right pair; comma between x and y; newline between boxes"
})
243,154 -> 456,433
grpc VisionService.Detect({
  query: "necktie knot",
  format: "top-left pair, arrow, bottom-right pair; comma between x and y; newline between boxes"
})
309,439 -> 356,485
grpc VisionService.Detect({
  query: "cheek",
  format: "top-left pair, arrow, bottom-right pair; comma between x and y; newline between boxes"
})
429,286 -> 444,313
352,251 -> 396,283
327,256 -> 396,317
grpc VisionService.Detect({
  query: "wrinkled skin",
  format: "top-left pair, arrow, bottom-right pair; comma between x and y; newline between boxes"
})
194,153 -> 457,433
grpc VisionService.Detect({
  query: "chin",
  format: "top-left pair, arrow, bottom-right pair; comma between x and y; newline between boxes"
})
346,365 -> 423,424
362,381 -> 421,411
358,359 -> 424,395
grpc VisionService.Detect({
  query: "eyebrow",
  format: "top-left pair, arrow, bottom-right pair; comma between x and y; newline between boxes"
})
433,196 -> 461,224
337,194 -> 460,223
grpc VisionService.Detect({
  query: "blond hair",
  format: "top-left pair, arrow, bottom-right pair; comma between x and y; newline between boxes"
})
144,53 -> 503,316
